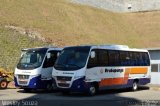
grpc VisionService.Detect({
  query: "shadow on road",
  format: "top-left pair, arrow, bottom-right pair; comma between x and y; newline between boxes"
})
10,86 -> 150,106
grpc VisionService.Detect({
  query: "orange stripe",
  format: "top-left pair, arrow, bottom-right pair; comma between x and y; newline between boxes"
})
99,67 -> 148,87
99,77 -> 128,87
112,78 -> 124,85
126,67 -> 148,74
124,70 -> 129,84
99,78 -> 112,87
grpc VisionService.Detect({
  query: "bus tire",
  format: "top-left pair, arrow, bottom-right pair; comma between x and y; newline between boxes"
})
0,79 -> 8,89
88,84 -> 97,96
46,83 -> 53,92
132,81 -> 138,91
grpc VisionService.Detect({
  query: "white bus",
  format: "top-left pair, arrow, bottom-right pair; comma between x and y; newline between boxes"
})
52,45 -> 151,95
14,47 -> 62,92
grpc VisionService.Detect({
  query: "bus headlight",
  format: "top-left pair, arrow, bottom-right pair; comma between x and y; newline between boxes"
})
74,76 -> 83,80
52,76 -> 56,79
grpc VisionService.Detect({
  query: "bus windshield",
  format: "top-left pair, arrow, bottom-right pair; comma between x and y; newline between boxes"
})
17,48 -> 47,70
54,46 -> 90,71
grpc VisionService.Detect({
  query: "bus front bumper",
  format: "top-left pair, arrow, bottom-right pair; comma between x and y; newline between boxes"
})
14,76 -> 53,89
56,77 -> 91,92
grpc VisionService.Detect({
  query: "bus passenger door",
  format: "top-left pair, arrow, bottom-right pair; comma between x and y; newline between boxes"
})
86,49 -> 101,81
86,49 -> 112,87
41,50 -> 60,80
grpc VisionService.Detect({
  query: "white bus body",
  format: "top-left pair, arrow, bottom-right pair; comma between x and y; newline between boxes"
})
14,47 -> 62,91
52,45 -> 151,95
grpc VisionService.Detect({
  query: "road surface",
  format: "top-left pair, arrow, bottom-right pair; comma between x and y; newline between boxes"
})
0,86 -> 160,106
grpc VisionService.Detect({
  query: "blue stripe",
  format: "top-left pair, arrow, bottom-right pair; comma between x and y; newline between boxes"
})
99,78 -> 150,90
57,77 -> 150,92
14,76 -> 53,89
58,77 -> 90,92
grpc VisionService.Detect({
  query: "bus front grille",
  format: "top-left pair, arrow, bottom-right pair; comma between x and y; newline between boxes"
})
18,75 -> 29,79
18,75 -> 29,85
58,83 -> 70,87
56,76 -> 72,81
18,81 -> 28,85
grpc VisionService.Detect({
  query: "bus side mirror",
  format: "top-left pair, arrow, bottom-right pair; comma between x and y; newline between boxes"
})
21,51 -> 26,57
91,51 -> 95,58
47,53 -> 51,59
21,53 -> 24,57
57,52 -> 60,57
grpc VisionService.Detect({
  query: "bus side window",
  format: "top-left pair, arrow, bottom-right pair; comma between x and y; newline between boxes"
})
42,51 -> 60,68
98,49 -> 108,66
135,52 -> 140,66
129,52 -> 134,66
139,52 -> 144,66
87,50 -> 98,68
120,51 -> 130,66
108,50 -> 120,66
133,52 -> 138,66
143,53 -> 150,66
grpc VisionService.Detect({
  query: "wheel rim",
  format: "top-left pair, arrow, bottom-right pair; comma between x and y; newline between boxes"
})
1,81 -> 7,88
133,82 -> 137,90
90,86 -> 96,94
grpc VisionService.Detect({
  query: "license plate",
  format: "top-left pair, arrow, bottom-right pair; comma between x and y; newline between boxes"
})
19,79 -> 28,82
59,80 -> 66,83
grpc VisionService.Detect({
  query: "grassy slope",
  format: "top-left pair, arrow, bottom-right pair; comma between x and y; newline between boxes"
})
0,0 -> 160,70
1,0 -> 160,48
0,26 -> 46,70
125,12 -> 160,47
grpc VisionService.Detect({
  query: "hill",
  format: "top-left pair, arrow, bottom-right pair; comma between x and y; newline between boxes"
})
0,26 -> 47,70
0,0 -> 160,70
0,0 -> 160,47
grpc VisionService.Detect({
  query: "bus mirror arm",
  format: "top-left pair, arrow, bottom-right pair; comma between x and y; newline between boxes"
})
57,52 -> 60,57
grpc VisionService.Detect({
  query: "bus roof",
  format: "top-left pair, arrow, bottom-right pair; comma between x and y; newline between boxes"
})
21,46 -> 62,51
65,45 -> 148,52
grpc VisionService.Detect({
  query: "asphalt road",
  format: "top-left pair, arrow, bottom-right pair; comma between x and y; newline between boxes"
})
0,86 -> 160,106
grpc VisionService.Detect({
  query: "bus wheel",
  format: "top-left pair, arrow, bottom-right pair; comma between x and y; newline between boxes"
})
24,88 -> 32,93
132,81 -> 138,91
88,85 -> 97,96
46,83 -> 53,92
0,79 -> 8,89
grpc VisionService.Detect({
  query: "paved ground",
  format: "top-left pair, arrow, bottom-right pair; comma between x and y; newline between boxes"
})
0,86 -> 160,106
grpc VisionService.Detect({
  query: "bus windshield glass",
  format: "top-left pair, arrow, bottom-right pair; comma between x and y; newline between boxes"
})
17,48 -> 47,70
54,46 -> 90,71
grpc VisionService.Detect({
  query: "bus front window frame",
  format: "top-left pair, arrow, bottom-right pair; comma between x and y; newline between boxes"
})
54,46 -> 91,71
17,48 -> 47,70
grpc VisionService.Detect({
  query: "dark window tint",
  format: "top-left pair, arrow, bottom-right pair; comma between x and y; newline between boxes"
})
120,51 -> 130,66
142,53 -> 150,66
87,50 -> 99,68
138,52 -> 145,66
54,46 -> 90,71
108,50 -> 120,66
99,49 -> 108,66
87,49 -> 150,68
17,48 -> 47,70
129,52 -> 150,66
43,50 -> 60,68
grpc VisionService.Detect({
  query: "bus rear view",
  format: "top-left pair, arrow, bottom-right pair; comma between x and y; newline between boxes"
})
52,45 -> 151,96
